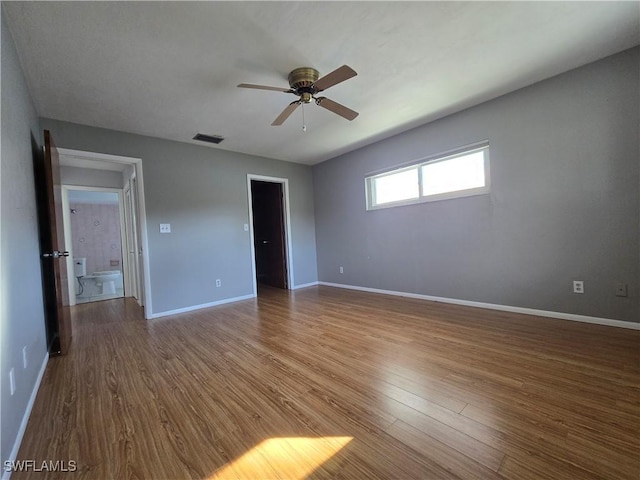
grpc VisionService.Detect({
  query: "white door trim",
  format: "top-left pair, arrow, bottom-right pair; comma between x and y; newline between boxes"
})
123,183 -> 138,300
247,174 -> 295,295
58,148 -> 153,318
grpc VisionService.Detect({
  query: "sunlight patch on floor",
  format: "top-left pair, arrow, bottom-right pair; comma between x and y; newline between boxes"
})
209,436 -> 353,479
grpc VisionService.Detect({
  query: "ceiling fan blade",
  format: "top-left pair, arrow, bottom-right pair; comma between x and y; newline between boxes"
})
238,83 -> 293,93
315,97 -> 359,121
272,101 -> 301,126
313,65 -> 357,92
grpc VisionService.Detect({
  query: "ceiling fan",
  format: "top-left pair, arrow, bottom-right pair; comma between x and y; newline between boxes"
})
238,65 -> 359,126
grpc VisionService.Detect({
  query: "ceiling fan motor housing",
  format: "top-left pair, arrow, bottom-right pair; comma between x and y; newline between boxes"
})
288,67 -> 319,102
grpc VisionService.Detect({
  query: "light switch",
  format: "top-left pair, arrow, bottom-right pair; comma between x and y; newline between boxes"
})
244,224 -> 249,231
160,223 -> 171,233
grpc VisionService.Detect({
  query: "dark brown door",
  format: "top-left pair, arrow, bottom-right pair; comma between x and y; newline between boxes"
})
251,180 -> 288,289
34,130 -> 72,355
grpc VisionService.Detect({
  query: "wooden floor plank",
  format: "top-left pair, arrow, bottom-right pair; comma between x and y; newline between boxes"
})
385,420 -> 503,480
12,286 -> 640,479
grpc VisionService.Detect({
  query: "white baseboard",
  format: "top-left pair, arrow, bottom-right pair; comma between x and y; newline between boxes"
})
292,281 -> 319,290
149,294 -> 256,319
318,282 -> 639,330
149,283 -> 322,319
3,353 -> 49,480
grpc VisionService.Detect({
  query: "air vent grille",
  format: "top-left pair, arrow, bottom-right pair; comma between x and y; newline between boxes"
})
193,133 -> 224,144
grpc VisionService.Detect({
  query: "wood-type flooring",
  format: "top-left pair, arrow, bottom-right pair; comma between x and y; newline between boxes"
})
13,286 -> 640,479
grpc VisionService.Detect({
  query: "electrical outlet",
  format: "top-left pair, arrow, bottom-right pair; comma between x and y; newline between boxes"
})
9,368 -> 15,396
339,266 -> 344,274
573,280 -> 584,294
22,346 -> 27,369
216,279 -> 221,288
159,223 -> 171,233
615,283 -> 628,297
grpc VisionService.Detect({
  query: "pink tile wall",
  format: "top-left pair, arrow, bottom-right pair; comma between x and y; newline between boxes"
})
70,203 -> 122,276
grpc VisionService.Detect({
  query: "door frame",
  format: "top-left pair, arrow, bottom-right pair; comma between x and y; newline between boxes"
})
57,148 -> 153,317
123,181 -> 139,301
61,186 -> 128,306
247,174 -> 294,295
125,170 -> 144,306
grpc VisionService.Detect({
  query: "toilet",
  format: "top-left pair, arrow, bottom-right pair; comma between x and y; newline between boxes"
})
74,257 -> 123,298
91,270 -> 122,295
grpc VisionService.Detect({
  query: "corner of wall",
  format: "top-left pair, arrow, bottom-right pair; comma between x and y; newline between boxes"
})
1,10 -> 48,468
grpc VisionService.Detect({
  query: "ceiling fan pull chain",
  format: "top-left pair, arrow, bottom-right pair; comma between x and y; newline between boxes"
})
302,103 -> 307,132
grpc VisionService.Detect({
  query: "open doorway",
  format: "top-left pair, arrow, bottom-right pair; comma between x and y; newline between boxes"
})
57,148 -> 152,316
248,175 -> 293,294
64,188 -> 126,304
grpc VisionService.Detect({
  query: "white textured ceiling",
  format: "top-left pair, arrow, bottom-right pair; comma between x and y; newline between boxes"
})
4,2 -> 639,165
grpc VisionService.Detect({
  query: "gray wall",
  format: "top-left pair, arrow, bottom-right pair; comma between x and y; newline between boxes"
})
39,119 -> 318,315
313,48 -> 639,323
1,10 -> 48,466
61,165 -> 125,189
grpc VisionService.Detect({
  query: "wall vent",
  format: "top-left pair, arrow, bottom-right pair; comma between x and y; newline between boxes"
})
193,133 -> 224,144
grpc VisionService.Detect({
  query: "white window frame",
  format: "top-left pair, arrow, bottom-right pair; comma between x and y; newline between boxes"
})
365,142 -> 490,210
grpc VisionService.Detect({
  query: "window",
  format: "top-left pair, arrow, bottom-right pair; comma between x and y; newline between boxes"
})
371,168 -> 419,205
366,144 -> 489,210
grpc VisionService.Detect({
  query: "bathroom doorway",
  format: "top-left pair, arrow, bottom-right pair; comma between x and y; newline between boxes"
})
57,147 -> 151,316
62,187 -> 127,304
